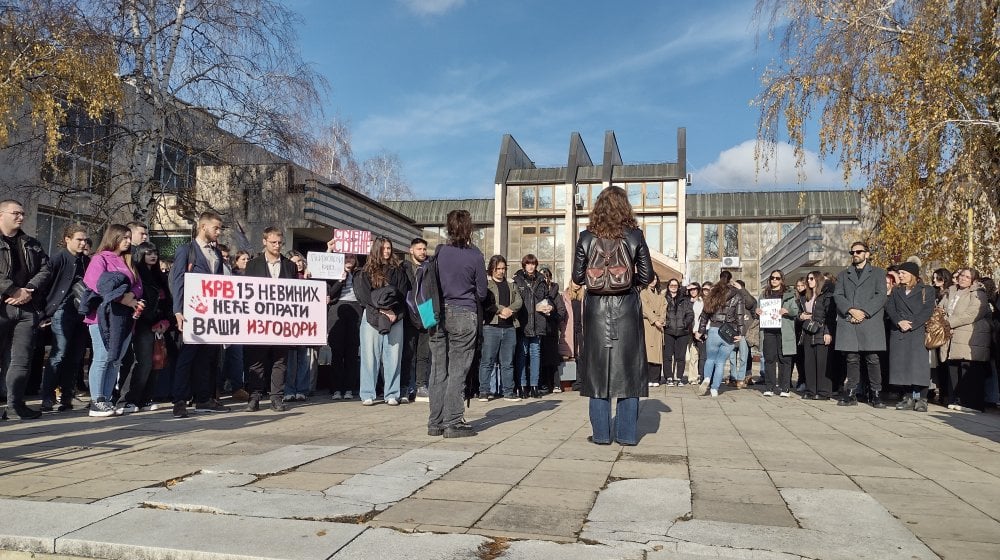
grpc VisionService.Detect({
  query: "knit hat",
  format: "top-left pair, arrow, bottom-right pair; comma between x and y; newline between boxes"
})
897,261 -> 920,278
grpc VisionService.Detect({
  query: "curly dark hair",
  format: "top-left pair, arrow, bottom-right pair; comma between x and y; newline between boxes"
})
587,186 -> 637,239
361,236 -> 400,289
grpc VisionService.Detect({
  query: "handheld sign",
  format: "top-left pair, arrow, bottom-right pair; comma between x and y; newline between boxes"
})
759,298 -> 782,329
330,229 -> 371,255
307,252 -> 345,280
182,273 -> 327,345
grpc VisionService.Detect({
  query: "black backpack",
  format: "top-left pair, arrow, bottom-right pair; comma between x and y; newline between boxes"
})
585,237 -> 633,295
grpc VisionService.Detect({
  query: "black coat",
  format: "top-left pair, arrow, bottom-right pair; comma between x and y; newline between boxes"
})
244,254 -> 297,280
886,282 -> 935,386
514,269 -> 551,337
96,271 -> 135,362
664,292 -> 694,336
43,249 -> 90,318
353,265 -> 409,331
800,283 -> 836,346
572,228 -> 652,399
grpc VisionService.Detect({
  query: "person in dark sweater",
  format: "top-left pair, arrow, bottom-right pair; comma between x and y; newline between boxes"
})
428,210 -> 488,438
480,254 -> 523,401
40,224 -> 90,412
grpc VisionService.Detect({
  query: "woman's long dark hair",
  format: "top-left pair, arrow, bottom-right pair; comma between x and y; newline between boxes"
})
361,237 -> 399,289
135,242 -> 168,290
703,270 -> 733,313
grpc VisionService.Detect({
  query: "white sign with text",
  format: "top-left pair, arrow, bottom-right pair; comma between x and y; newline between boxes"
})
307,252 -> 345,280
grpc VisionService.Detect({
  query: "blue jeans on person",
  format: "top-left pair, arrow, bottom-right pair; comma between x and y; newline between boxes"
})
359,312 -> 402,402
285,346 -> 311,396
428,305 -> 478,428
87,323 -> 132,403
41,305 -> 87,404
480,325 -> 516,398
222,345 -> 245,392
517,335 -> 541,387
728,337 -> 749,381
589,397 -> 639,445
703,327 -> 735,391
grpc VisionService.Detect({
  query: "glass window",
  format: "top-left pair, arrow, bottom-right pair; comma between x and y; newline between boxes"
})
663,180 -> 678,207
686,223 -> 702,260
506,185 -> 519,211
590,184 -> 604,206
663,217 -> 677,259
704,224 -> 719,259
627,183 -> 643,207
645,182 -> 662,207
521,186 -> 536,210
555,223 -> 567,268
645,223 -> 662,253
538,185 -> 553,209
539,226 -> 553,234
554,184 -> 567,209
781,222 -> 795,238
687,262 -> 703,283
724,224 -> 739,257
522,226 -> 536,234
761,222 -> 779,253
703,261 -> 721,285
538,235 -> 554,260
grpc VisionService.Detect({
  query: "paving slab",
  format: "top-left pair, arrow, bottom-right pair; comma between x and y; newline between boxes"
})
0,498 -> 126,554
362,448 -> 473,479
201,444 -> 348,476
474,503 -> 589,537
413,480 -> 512,503
780,488 -> 922,541
692,500 -> 797,527
56,507 -> 365,559
767,471 -> 859,491
648,541 -> 804,560
375,497 -> 494,527
499,539 -> 646,559
499,485 -> 597,511
330,527 -> 487,559
923,538 -> 1000,560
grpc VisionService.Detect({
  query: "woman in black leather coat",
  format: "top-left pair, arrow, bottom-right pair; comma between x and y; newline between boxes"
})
572,186 -> 652,446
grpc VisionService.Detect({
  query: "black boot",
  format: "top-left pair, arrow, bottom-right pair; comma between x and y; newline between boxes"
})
895,395 -> 914,410
12,402 -> 42,419
837,388 -> 858,406
871,391 -> 887,409
529,386 -> 540,399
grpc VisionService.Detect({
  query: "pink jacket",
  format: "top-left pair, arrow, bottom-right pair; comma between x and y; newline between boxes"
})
82,251 -> 142,325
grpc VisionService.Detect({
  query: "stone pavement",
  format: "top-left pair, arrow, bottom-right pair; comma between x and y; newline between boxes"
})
1,384 -> 999,559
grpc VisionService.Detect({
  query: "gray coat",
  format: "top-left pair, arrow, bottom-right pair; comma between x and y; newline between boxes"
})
833,263 -> 888,352
885,283 -> 935,386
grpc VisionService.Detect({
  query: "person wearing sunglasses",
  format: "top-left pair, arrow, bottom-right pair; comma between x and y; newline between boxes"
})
833,242 -> 888,407
756,270 -> 800,396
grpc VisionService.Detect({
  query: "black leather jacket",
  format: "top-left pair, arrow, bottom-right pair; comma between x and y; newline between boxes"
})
0,231 -> 51,309
43,248 -> 89,318
697,286 -> 746,334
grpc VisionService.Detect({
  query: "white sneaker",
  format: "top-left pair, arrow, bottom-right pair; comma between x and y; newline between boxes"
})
648,382 -> 655,387
710,389 -> 719,397
361,399 -> 374,406
762,391 -> 775,397
116,403 -> 139,414
344,391 -> 354,400
331,391 -> 342,400
139,402 -> 159,412
780,392 -> 791,398
551,387 -> 562,393
295,393 -> 307,401
386,398 -> 399,406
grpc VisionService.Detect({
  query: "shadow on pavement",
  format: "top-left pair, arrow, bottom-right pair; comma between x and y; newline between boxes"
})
471,400 -> 560,432
637,399 -> 671,442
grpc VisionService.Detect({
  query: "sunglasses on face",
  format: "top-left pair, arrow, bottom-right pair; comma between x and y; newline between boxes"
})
850,249 -> 866,255
770,276 -> 782,281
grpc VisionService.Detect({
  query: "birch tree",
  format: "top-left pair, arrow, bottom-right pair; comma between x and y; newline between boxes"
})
755,0 -> 1000,270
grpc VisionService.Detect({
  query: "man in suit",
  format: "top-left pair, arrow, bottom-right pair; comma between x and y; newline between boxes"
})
169,211 -> 230,418
242,227 -> 297,412
833,241 -> 888,407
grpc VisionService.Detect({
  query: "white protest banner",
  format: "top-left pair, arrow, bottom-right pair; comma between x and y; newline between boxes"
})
758,298 -> 782,329
330,229 -> 372,255
307,251 -> 345,280
182,273 -> 327,345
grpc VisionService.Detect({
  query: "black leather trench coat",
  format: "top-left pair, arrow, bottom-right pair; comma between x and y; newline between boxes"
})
572,228 -> 653,399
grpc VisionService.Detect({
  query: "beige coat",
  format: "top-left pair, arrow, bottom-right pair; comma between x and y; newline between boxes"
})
640,287 -> 666,364
939,283 -> 992,362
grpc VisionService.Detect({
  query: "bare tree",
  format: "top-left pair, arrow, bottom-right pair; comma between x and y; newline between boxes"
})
302,115 -> 364,187
360,149 -> 413,201
78,0 -> 328,223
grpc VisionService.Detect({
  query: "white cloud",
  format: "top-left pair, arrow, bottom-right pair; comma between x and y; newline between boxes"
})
695,139 -> 851,190
398,0 -> 465,16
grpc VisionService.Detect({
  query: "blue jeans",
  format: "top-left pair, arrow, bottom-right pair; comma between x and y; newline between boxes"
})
480,325 -> 516,397
589,397 -> 639,445
517,335 -> 541,387
87,323 -> 132,402
222,345 -> 245,392
728,337 -> 749,381
428,306 -> 478,428
703,327 -> 735,391
41,305 -> 87,403
359,312 -> 402,401
285,346 -> 311,395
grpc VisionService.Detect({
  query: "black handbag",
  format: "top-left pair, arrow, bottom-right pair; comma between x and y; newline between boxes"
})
802,319 -> 822,334
718,323 -> 739,344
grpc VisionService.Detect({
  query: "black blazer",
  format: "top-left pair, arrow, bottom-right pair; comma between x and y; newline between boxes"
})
169,239 -> 225,314
244,255 -> 297,279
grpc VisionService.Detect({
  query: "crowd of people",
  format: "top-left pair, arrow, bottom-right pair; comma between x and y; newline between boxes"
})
2,193 -> 997,439
641,243 -> 999,414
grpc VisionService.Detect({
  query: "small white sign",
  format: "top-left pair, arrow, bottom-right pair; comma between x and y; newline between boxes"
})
307,252 -> 345,280
759,298 -> 782,329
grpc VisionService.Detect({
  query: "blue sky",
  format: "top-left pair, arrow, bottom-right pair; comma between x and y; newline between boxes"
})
292,0 -> 849,198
